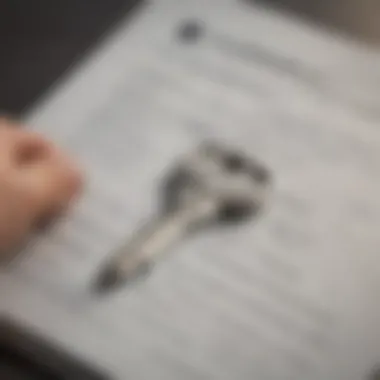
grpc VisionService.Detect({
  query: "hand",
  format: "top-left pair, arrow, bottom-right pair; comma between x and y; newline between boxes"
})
0,118 -> 82,254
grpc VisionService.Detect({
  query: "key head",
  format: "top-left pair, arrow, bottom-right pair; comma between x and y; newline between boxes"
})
162,142 -> 271,224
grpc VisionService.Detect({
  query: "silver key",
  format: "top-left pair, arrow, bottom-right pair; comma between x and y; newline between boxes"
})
94,142 -> 271,293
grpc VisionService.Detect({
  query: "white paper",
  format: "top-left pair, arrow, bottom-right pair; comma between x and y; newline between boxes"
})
1,1 -> 380,379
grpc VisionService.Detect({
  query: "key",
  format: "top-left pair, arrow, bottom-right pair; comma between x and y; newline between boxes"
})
94,142 -> 271,294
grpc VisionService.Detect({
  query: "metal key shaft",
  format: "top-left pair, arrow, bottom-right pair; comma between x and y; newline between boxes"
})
95,197 -> 216,292
94,142 -> 270,294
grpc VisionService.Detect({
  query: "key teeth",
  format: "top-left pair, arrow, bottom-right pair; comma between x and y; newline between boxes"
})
94,260 -> 153,294
94,266 -> 124,295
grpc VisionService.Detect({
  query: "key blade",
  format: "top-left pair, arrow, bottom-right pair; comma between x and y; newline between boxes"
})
93,202 -> 215,293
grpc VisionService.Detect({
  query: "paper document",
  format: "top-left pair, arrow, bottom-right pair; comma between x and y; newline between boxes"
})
1,0 -> 380,379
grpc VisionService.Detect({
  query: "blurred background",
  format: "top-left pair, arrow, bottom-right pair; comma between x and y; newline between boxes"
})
0,1 -> 380,379
0,0 -> 379,115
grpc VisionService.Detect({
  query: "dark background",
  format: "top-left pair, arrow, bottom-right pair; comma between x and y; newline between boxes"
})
260,0 -> 380,43
0,0 -> 142,115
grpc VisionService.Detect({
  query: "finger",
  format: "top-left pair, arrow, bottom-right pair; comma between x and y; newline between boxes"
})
0,120 -> 83,253
2,125 -> 83,224
0,185 -> 33,255
0,119 -> 48,166
15,147 -> 83,224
